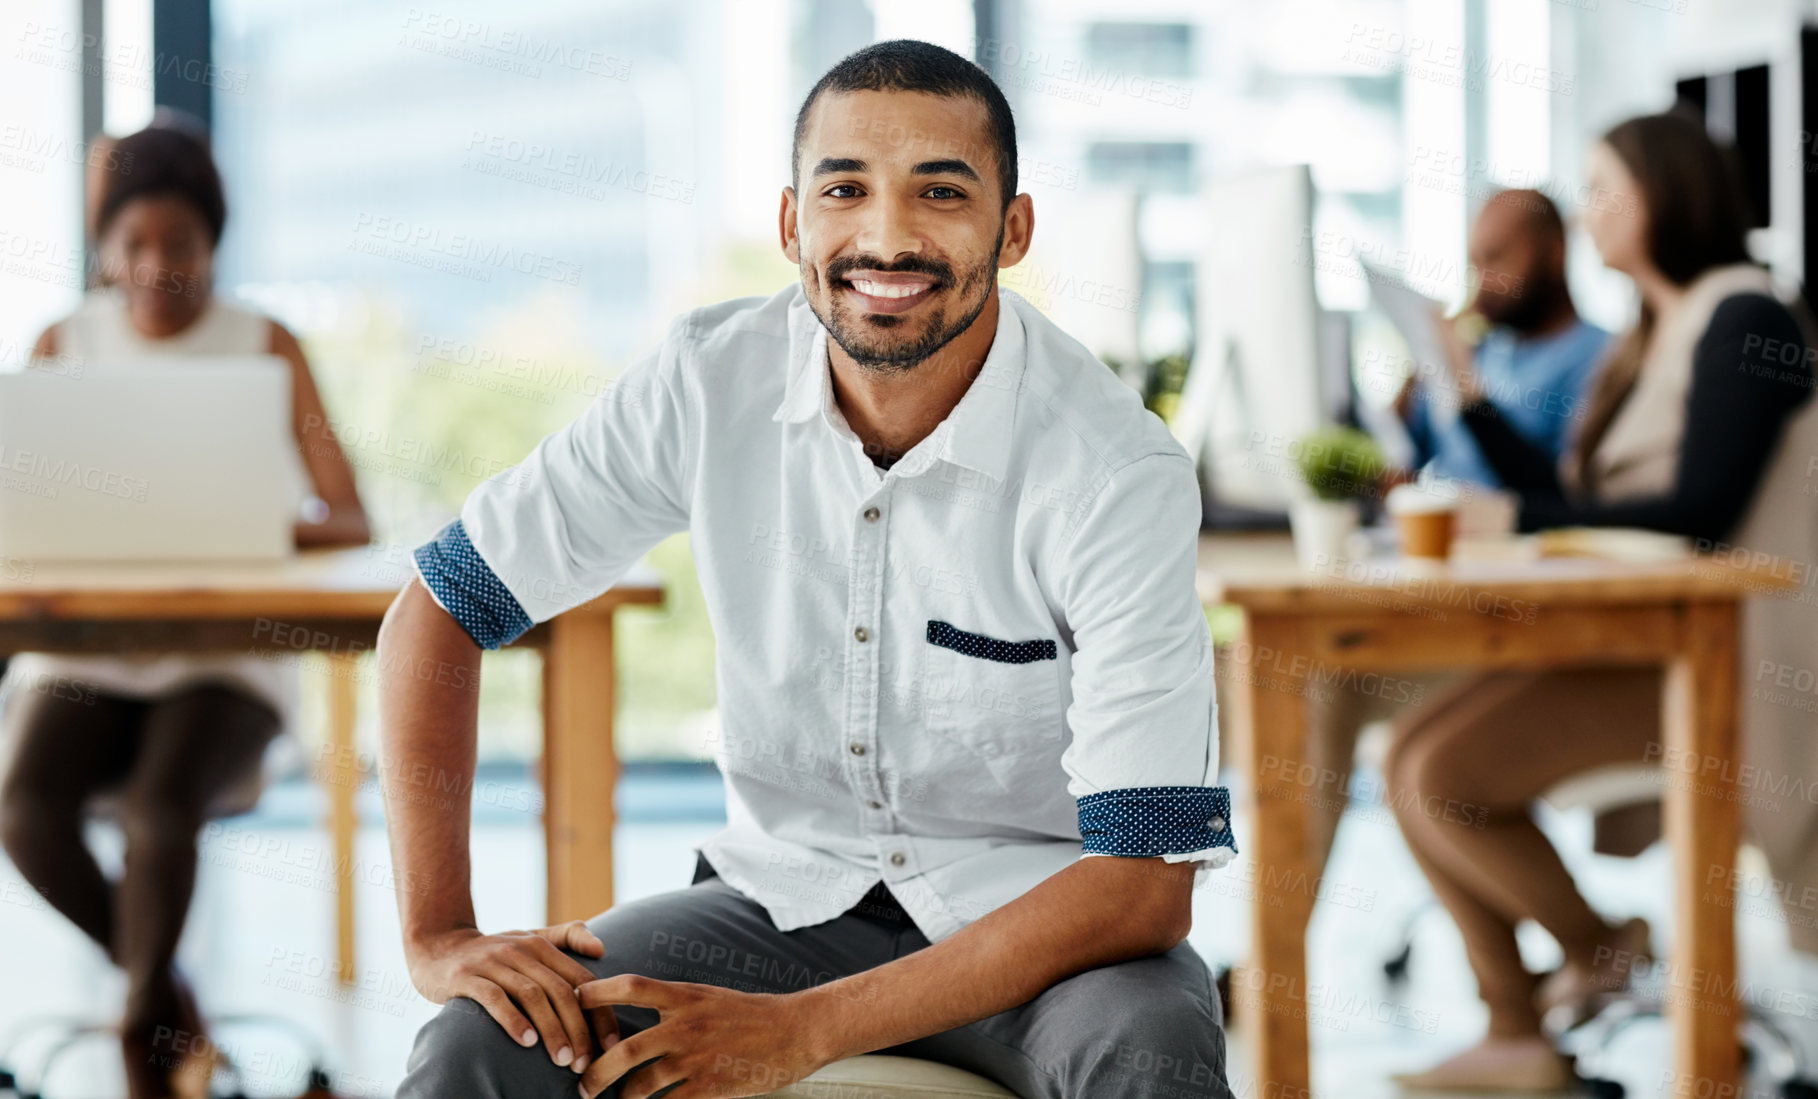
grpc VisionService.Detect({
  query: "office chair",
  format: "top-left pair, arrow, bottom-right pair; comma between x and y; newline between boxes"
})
0,1015 -> 335,1099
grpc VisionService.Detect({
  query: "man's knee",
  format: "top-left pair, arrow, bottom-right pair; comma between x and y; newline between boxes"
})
572,881 -> 749,987
394,883 -> 754,1097
1039,950 -> 1233,1099
398,995 -> 557,1098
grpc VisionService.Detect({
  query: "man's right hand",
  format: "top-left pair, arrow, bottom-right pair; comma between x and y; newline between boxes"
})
406,921 -> 608,1074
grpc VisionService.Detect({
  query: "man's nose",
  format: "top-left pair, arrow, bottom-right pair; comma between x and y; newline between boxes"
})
854,195 -> 925,262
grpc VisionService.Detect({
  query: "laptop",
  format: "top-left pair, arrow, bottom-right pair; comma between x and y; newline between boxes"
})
0,357 -> 299,561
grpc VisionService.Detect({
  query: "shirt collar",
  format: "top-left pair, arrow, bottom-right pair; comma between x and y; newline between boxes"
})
773,286 -> 1027,484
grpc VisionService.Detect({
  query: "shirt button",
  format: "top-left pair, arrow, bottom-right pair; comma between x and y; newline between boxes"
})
849,742 -> 867,756
1208,816 -> 1227,832
863,507 -> 881,522
854,626 -> 870,642
889,852 -> 906,867
868,800 -> 883,809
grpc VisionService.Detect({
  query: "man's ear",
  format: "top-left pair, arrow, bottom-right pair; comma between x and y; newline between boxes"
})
997,192 -> 1035,270
779,187 -> 801,264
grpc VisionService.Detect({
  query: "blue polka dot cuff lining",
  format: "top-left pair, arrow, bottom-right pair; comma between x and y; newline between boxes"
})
926,619 -> 1057,664
412,518 -> 535,651
1078,785 -> 1237,864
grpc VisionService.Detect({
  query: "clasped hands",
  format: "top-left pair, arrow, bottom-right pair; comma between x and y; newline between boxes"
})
406,921 -> 838,1099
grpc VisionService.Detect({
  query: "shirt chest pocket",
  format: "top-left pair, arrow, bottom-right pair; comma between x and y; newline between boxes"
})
918,619 -> 1065,760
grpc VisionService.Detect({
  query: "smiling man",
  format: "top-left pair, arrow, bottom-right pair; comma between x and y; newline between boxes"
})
380,39 -> 1237,1099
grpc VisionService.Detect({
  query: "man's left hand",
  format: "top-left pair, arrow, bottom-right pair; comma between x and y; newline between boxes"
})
575,975 -> 836,1099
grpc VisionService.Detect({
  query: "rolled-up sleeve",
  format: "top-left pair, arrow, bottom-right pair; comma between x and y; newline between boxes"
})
411,314 -> 697,650
1052,451 -> 1234,878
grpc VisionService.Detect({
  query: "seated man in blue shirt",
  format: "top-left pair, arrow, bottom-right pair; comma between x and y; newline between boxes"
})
379,38 -> 1237,1099
1397,189 -> 1610,486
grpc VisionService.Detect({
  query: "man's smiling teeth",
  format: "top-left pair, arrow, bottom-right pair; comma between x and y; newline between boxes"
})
848,279 -> 930,298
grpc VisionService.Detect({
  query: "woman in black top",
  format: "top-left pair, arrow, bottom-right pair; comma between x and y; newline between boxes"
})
1459,213 -> 1809,538
1387,111 -> 1818,1091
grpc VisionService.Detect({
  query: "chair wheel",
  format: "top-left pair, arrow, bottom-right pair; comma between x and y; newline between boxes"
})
1781,1081 -> 1818,1099
1575,1076 -> 1625,1099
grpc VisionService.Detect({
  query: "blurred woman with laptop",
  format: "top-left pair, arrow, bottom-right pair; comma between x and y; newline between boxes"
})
1387,108 -> 1818,1090
0,115 -> 369,1098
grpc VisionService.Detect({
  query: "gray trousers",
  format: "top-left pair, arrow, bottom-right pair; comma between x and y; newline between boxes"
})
395,852 -> 1234,1098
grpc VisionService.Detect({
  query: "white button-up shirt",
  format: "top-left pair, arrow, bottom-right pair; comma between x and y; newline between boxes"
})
413,282 -> 1234,944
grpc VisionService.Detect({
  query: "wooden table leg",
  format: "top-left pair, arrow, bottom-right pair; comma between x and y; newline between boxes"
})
325,650 -> 360,985
542,613 -> 620,924
1236,613 -> 1315,1099
1662,600 -> 1741,1093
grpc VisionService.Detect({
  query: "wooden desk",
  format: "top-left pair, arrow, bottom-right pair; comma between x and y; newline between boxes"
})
0,545 -> 662,978
1198,531 -> 1786,1097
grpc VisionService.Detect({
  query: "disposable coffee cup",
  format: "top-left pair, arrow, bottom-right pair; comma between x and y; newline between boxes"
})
1386,483 -> 1458,560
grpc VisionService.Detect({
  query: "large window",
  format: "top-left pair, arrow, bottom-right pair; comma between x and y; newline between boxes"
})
3,0 -> 88,355
210,0 -> 812,761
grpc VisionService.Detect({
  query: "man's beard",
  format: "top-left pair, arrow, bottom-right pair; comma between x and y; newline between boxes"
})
807,228 -> 1003,372
1488,270 -> 1569,334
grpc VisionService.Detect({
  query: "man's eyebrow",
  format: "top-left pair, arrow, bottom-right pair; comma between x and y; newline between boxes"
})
809,156 -> 984,184
811,157 -> 867,178
912,159 -> 981,183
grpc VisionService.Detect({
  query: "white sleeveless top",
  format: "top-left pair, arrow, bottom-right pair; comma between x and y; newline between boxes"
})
0,289 -> 310,814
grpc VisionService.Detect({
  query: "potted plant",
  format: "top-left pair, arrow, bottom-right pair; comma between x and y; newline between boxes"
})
1288,426 -> 1386,572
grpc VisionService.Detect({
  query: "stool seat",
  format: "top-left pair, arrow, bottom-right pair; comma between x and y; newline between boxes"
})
762,1054 -> 1018,1097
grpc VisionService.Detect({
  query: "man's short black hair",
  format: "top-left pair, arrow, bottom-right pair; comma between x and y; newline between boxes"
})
97,120 -> 228,246
1483,187 -> 1566,247
792,39 -> 1018,213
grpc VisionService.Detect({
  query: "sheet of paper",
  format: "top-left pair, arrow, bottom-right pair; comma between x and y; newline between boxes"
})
1360,259 -> 1467,421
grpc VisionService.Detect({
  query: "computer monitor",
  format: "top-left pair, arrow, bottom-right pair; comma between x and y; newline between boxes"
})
1171,164 -> 1332,527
